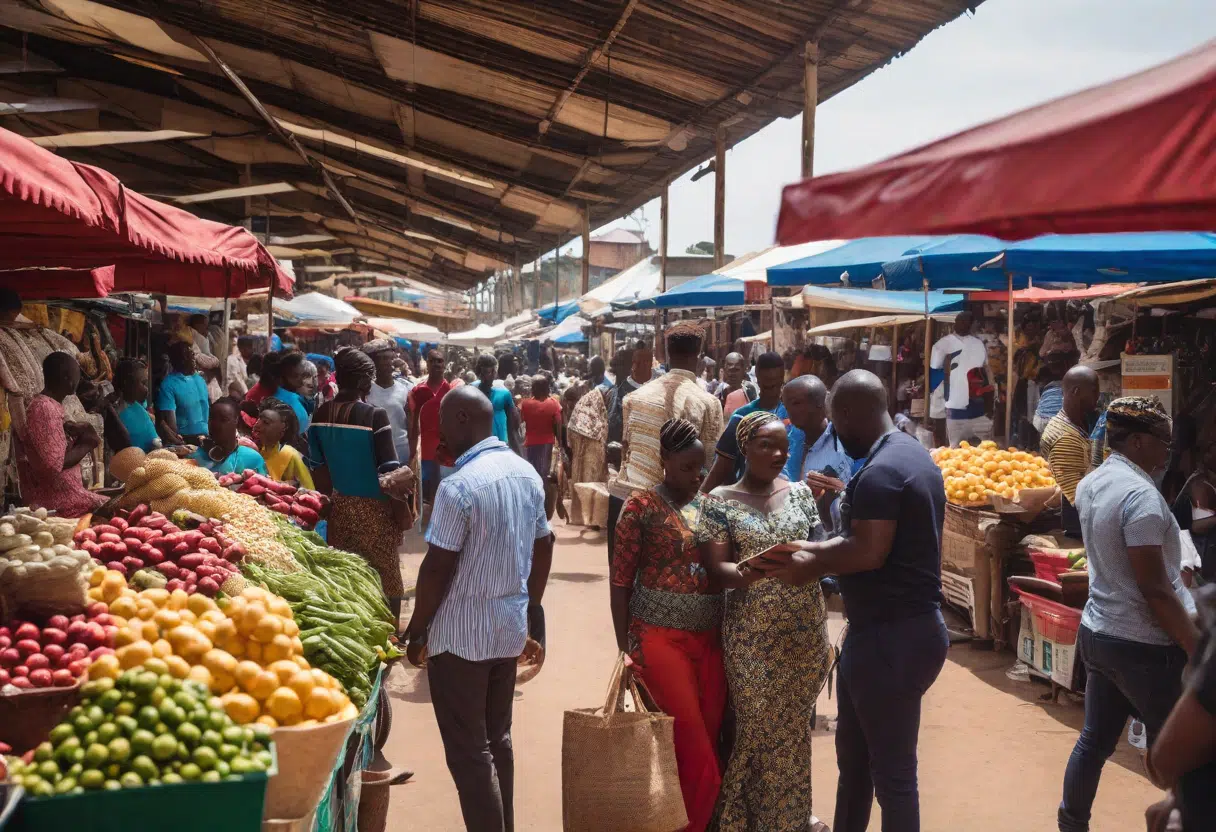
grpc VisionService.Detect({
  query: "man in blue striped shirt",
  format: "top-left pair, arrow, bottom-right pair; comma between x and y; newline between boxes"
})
404,385 -> 553,832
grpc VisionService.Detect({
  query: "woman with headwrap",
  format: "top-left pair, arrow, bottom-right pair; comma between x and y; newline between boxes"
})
308,346 -> 407,624
254,397 -> 314,489
697,409 -> 831,831
611,418 -> 725,832
1059,396 -> 1200,831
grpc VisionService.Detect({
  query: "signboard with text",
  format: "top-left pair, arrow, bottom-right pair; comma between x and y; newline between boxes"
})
1121,353 -> 1175,417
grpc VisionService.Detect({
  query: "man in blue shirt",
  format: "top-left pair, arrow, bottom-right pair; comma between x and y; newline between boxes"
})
781,374 -> 855,532
757,370 -> 948,832
474,353 -> 522,454
701,351 -> 788,493
156,341 -> 210,444
404,386 -> 553,832
274,351 -> 313,434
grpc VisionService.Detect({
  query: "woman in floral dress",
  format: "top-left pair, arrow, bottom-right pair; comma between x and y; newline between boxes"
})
699,410 -> 830,831
611,418 -> 727,832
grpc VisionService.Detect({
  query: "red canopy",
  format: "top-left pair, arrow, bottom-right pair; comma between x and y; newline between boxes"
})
777,41 -> 1216,244
0,126 -> 293,298
0,267 -> 115,299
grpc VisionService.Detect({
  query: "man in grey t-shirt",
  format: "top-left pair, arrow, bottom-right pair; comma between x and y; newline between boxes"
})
1058,396 -> 1199,832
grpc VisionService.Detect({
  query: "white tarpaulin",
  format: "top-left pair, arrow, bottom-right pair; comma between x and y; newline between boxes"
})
579,257 -> 662,315
715,240 -> 846,282
276,292 -> 363,323
364,317 -> 444,339
806,312 -> 957,336
539,315 -> 591,342
446,322 -> 505,347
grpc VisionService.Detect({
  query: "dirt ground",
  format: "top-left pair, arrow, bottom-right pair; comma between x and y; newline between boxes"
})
382,522 -> 1159,831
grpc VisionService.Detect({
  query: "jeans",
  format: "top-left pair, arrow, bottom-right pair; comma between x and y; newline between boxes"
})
1057,625 -> 1186,832
833,609 -> 949,832
428,653 -> 518,832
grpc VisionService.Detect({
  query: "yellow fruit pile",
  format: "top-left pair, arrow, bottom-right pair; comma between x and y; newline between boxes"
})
932,440 -> 1056,506
92,582 -> 355,729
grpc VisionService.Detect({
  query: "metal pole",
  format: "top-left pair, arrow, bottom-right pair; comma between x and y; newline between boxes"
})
1005,271 -> 1016,447
922,278 -> 932,431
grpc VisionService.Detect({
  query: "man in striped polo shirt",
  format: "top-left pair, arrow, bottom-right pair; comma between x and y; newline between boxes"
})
1040,365 -> 1100,537
404,385 -> 553,832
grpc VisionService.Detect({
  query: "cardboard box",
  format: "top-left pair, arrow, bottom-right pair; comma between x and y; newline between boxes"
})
1017,600 -> 1081,691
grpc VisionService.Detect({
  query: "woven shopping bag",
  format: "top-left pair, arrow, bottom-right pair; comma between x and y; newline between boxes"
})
561,656 -> 688,832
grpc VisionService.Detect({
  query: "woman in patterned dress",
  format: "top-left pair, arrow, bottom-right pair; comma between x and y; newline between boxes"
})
611,418 -> 727,832
699,410 -> 830,831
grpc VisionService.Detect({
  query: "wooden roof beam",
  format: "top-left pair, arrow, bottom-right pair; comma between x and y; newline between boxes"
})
538,0 -> 640,137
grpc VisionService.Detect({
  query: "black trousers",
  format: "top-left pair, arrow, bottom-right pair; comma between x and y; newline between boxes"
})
607,495 -> 624,567
427,653 -> 518,832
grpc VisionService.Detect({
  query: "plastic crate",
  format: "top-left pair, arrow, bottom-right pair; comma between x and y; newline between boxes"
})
1014,587 -> 1082,645
9,744 -> 276,832
1029,548 -> 1075,582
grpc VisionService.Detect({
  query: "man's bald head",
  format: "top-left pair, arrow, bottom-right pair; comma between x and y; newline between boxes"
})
723,352 -> 746,387
830,369 -> 894,458
439,384 -> 495,458
1062,364 -> 1100,419
782,374 -> 829,433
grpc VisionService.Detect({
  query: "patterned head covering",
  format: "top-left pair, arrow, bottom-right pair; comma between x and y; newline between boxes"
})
1104,395 -> 1172,444
735,410 -> 780,454
361,339 -> 396,356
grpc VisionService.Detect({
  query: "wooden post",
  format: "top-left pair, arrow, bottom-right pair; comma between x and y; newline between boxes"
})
714,125 -> 726,271
659,185 -> 670,293
802,41 -> 819,180
553,236 -> 560,317
1005,272 -> 1016,446
891,322 -> 899,416
514,250 -> 524,313
264,199 -> 274,346
220,290 -> 232,391
531,254 -> 540,312
581,206 -> 591,295
922,279 -> 932,432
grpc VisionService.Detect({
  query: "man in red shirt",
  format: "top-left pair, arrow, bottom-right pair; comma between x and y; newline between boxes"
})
409,349 -> 452,511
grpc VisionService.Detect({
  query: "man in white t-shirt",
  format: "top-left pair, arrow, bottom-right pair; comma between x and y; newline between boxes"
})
363,340 -> 413,464
930,310 -> 993,447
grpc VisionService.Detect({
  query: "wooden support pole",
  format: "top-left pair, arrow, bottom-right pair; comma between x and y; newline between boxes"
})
1005,272 -> 1015,446
659,184 -> 669,293
802,41 -> 819,180
553,236 -> 561,314
514,250 -> 524,313
891,322 -> 899,416
923,279 -> 932,435
581,207 -> 591,295
532,255 -> 540,312
264,199 -> 274,346
714,126 -> 726,271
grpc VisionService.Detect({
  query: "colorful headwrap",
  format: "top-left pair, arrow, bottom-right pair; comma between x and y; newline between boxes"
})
735,410 -> 780,453
659,418 -> 699,454
1104,395 -> 1172,445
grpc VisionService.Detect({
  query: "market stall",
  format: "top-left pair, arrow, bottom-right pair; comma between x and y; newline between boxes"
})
0,446 -> 399,830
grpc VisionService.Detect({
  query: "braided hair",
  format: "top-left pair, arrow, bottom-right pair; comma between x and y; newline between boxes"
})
735,410 -> 780,454
659,418 -> 699,455
259,396 -> 300,446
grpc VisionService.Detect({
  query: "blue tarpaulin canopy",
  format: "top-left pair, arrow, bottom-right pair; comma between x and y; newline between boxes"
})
538,299 -> 580,323
883,232 -> 1216,291
799,285 -> 965,314
767,236 -> 939,287
632,273 -> 746,309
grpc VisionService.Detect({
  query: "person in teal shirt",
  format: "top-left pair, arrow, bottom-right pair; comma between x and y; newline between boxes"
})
474,353 -> 522,454
156,341 -> 210,444
112,358 -> 159,452
274,351 -> 312,433
191,398 -> 267,475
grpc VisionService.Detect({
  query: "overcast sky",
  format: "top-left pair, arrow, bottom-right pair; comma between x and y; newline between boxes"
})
563,0 -> 1214,261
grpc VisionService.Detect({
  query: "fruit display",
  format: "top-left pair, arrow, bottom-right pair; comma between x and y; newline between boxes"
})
217,471 -> 329,531
75,507 -> 245,597
5,672 -> 274,796
105,584 -> 356,728
0,604 -> 117,690
932,440 -> 1057,506
242,518 -> 398,707
108,447 -> 297,572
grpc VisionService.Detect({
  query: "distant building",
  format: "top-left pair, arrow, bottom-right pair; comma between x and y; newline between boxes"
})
588,228 -> 650,281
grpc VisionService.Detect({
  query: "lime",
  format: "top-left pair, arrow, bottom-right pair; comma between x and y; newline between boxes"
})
218,743 -> 240,762
103,779 -> 122,791
86,706 -> 106,728
228,756 -> 254,775
213,760 -> 230,778
151,733 -> 178,762
200,770 -> 221,783
80,679 -> 110,699
130,729 -> 155,757
68,705 -> 83,720
154,722 -> 169,735
150,688 -> 166,707
249,723 -> 271,745
146,778 -> 160,786
17,774 -> 41,791
176,722 -> 202,748
133,672 -> 158,696
172,690 -> 196,710
72,714 -> 93,735
201,729 -> 222,749
33,742 -> 53,763
83,731 -> 99,748
37,760 -> 60,780
130,755 -> 159,782
108,737 -> 132,763
97,722 -> 120,744
54,736 -> 81,762
66,763 -> 83,780
104,763 -> 122,779
208,711 -> 229,732
161,772 -> 183,785
84,743 -> 109,768
253,749 -> 273,770
221,726 -> 245,746
49,724 -> 75,745
32,779 -> 55,798
98,689 -> 124,713
115,715 -> 139,737
114,700 -> 136,717
137,705 -> 160,729
179,762 -> 201,781
159,674 -> 179,693
159,700 -> 183,725
79,769 -> 105,790
54,777 -> 77,795
117,670 -> 139,690
192,746 -> 218,771
119,771 -> 144,788
190,708 -> 209,725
